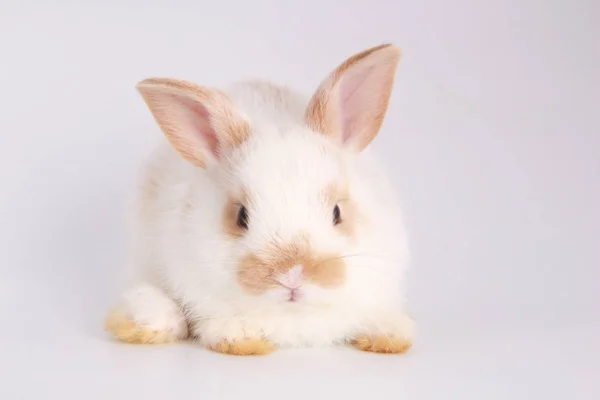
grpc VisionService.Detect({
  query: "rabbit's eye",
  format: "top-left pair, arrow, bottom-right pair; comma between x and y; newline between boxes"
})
237,205 -> 249,229
333,204 -> 342,226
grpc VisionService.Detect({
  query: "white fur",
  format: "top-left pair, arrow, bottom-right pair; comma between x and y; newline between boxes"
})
118,283 -> 188,339
114,79 -> 413,348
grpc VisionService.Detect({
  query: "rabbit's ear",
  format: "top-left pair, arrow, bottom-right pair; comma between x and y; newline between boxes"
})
306,44 -> 401,152
136,78 -> 251,168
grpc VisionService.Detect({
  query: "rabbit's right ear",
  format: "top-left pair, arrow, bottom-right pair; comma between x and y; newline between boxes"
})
306,44 -> 401,152
136,78 -> 251,168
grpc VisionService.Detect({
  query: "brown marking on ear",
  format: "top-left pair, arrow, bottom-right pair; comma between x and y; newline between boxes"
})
136,78 -> 251,168
222,189 -> 250,239
237,234 -> 347,294
305,43 -> 401,151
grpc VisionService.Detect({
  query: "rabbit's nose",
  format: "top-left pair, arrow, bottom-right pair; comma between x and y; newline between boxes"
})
275,265 -> 304,289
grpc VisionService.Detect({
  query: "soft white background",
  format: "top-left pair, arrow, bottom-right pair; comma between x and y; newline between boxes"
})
1,0 -> 598,398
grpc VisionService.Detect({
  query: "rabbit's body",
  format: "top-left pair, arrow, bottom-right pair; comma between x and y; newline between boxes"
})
106,44 -> 415,355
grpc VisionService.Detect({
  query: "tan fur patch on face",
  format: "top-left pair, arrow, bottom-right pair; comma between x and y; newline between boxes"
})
237,234 -> 346,294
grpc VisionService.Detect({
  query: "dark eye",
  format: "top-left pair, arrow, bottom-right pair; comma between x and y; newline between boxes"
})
333,204 -> 342,226
237,205 -> 249,229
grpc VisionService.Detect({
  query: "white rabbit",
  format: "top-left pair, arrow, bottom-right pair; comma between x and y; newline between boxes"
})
105,44 -> 415,355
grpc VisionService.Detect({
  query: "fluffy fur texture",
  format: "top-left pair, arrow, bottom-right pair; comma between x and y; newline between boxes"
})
105,44 -> 415,355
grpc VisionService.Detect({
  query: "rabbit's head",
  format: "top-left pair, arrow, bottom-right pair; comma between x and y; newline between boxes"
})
137,44 -> 402,310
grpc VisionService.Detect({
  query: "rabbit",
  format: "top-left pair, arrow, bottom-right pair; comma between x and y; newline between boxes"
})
104,43 -> 415,356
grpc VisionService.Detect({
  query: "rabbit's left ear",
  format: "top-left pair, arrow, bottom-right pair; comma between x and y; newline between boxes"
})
306,44 -> 401,152
136,78 -> 251,168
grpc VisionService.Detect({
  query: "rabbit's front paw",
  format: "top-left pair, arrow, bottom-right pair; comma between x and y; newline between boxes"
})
351,335 -> 412,354
193,318 -> 275,356
350,312 -> 415,354
104,284 -> 188,344
208,338 -> 275,356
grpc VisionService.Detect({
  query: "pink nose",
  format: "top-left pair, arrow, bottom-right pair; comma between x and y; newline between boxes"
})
279,282 -> 301,290
276,265 -> 303,289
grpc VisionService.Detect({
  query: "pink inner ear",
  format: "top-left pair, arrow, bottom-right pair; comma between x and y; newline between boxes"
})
169,93 -> 219,156
338,65 -> 376,144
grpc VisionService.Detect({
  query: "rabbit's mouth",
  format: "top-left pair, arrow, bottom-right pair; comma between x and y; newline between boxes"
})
286,288 -> 302,302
